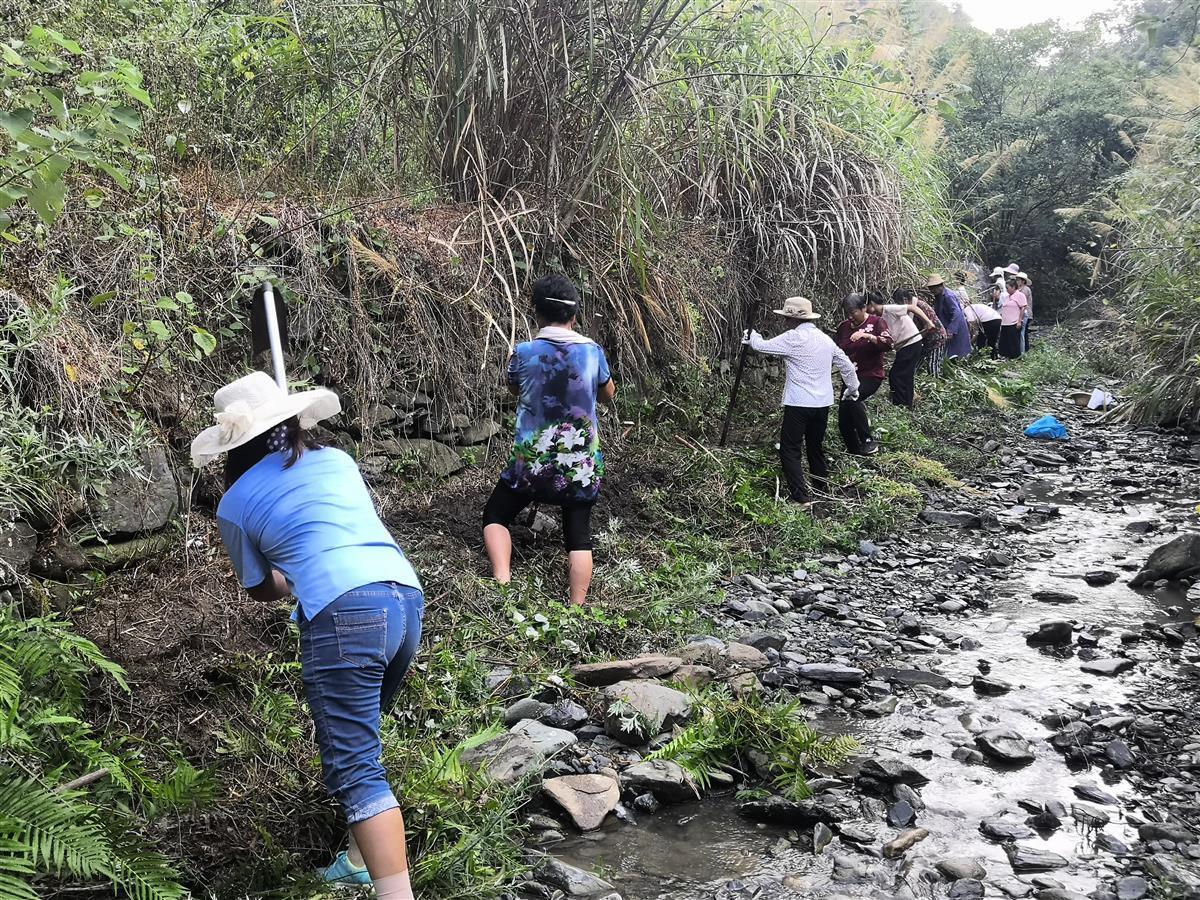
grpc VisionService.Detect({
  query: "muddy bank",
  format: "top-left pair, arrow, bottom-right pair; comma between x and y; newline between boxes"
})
529,395 -> 1200,900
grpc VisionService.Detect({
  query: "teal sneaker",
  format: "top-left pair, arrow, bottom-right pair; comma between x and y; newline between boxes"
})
318,851 -> 371,886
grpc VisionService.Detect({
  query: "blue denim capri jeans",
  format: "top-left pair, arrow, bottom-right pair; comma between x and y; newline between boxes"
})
297,582 -> 424,824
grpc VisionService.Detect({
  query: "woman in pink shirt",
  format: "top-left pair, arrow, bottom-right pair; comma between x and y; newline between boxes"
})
997,277 -> 1028,359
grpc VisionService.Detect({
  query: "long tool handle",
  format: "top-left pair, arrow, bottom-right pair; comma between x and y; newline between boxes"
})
719,341 -> 751,447
262,281 -> 287,392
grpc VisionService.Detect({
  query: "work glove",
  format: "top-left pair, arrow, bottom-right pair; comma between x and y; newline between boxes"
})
741,329 -> 752,345
844,388 -> 860,402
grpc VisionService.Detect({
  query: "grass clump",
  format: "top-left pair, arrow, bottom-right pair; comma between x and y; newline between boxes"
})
648,688 -> 860,800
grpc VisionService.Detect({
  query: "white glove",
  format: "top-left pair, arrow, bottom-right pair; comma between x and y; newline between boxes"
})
845,389 -> 860,401
741,329 -> 753,345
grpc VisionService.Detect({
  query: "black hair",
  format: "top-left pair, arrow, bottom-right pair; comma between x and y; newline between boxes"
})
892,287 -> 915,304
1004,277 -> 1018,288
532,273 -> 580,325
843,292 -> 867,315
224,416 -> 323,489
865,289 -> 886,308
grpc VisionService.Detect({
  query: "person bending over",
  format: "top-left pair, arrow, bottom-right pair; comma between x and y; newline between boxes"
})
483,273 -> 616,605
834,292 -> 892,456
865,290 -> 935,408
744,295 -> 859,509
192,372 -> 423,897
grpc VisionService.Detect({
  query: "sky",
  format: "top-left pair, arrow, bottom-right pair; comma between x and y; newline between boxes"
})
951,0 -> 1125,32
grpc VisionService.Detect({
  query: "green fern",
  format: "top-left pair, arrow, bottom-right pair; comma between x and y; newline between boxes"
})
648,689 -> 860,800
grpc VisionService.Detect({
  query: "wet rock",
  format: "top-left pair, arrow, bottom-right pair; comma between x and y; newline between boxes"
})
937,858 -> 987,881
795,663 -> 865,684
728,598 -> 778,621
86,446 -> 180,534
1130,533 -> 1200,586
726,642 -> 770,672
1032,590 -> 1078,604
460,732 -> 541,784
1139,822 -> 1196,844
872,667 -> 952,689
1084,570 -> 1119,586
887,800 -> 915,827
542,775 -> 619,831
882,827 -> 929,859
1034,890 -> 1088,900
973,674 -> 1013,695
512,719 -> 578,756
837,824 -> 877,844
947,879 -> 985,900
619,760 -> 696,803
1144,854 -> 1200,895
940,599 -> 967,613
1070,802 -> 1110,828
542,700 -> 589,731
1095,833 -> 1129,855
980,817 -> 1036,842
631,792 -> 659,813
858,757 -> 930,786
1004,844 -> 1069,873
1105,738 -> 1136,769
1026,621 -> 1073,646
535,857 -> 617,896
862,696 -> 899,718
976,729 -> 1035,764
1081,657 -> 1136,676
1071,782 -> 1119,806
921,509 -> 983,528
1115,875 -> 1149,900
738,794 -> 848,826
1051,720 -> 1092,749
602,681 -> 691,745
813,822 -> 834,853
571,656 -> 682,687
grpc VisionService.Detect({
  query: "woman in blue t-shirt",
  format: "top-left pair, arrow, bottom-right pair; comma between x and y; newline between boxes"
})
191,372 -> 421,898
482,274 -> 616,604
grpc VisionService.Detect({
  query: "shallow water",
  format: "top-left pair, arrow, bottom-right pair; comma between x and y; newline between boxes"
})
556,465 -> 1196,898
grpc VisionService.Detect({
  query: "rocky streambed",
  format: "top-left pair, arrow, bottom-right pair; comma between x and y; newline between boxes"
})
483,396 -> 1200,900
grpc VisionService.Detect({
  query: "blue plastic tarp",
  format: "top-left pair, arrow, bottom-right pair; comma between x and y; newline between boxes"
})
1024,415 -> 1069,441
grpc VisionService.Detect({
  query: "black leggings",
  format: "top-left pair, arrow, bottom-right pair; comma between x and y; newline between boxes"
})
976,319 -> 1001,355
838,376 -> 882,453
889,340 -> 924,408
482,480 -> 595,551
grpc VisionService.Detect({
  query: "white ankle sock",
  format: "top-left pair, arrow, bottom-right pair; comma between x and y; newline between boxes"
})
373,870 -> 414,900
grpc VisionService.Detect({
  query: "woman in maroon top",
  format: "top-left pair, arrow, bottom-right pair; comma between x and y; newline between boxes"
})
834,293 -> 893,455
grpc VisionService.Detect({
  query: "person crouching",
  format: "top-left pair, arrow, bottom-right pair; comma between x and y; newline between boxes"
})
744,296 -> 859,509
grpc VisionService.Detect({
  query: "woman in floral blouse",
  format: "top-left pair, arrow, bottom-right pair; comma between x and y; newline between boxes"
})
483,273 -> 616,604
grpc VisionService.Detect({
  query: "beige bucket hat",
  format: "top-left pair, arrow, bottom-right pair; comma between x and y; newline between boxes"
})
190,371 -> 341,466
773,296 -> 821,320
1016,272 -> 1032,283
925,273 -> 946,288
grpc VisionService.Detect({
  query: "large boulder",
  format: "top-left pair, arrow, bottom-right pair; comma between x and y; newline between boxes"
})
571,655 -> 682,687
602,680 -> 691,745
1131,533 -> 1200,586
0,514 -> 37,582
87,446 -> 179,534
542,774 -> 619,831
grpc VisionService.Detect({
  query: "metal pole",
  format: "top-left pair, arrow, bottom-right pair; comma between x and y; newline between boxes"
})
262,281 -> 287,392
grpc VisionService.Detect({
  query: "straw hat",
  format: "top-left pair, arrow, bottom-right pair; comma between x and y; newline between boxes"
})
925,273 -> 946,288
1016,272 -> 1032,283
191,371 -> 341,466
773,296 -> 821,320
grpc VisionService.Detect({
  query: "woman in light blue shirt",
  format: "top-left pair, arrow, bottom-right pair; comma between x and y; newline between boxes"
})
192,371 -> 421,898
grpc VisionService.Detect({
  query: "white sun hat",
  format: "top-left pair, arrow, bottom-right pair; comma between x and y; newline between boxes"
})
990,266 -> 1006,277
191,371 -> 341,466
773,296 -> 821,320
1005,263 -> 1021,275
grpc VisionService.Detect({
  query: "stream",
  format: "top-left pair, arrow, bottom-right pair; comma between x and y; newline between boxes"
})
551,398 -> 1200,900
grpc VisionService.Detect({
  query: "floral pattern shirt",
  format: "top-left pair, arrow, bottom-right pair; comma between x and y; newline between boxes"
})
502,337 -> 612,504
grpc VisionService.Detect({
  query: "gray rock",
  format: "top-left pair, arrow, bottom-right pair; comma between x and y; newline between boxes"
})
738,794 -> 849,826
542,700 -> 589,731
535,857 -> 617,896
726,642 -> 770,672
1085,570 -> 1119,586
1095,833 -> 1130,855
460,732 -> 541,784
858,757 -> 930,786
542,774 -> 619,831
620,759 -> 696,802
87,446 -> 179,534
862,696 -> 899,718
813,822 -> 834,853
0,515 -> 37,580
1070,803 -> 1109,828
1104,739 -> 1136,769
504,698 -> 550,725
972,675 -> 1012,695
511,719 -> 578,756
795,663 -> 866,684
948,879 -> 985,900
1139,822 -> 1195,844
602,681 -> 691,745
975,729 -> 1035,764
937,858 -> 987,881
1072,782 -> 1119,806
921,509 -> 983,528
1034,891 -> 1088,900
671,664 -> 716,687
1004,844 -> 1069,873
380,438 -> 464,477
872,667 -> 952,689
1032,590 -> 1078,604
457,419 -> 501,445
572,656 -> 682,687
1115,875 -> 1148,900
980,817 -> 1035,842
1131,533 -> 1200,586
1081,657 -> 1136,676
887,800 -> 915,827
738,630 -> 787,653
1026,621 -> 1073,646
1144,854 -> 1200,895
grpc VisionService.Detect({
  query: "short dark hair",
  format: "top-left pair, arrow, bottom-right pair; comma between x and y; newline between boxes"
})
892,287 -> 915,304
865,289 -> 886,307
224,416 -> 323,488
532,273 -> 580,325
843,292 -> 867,314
